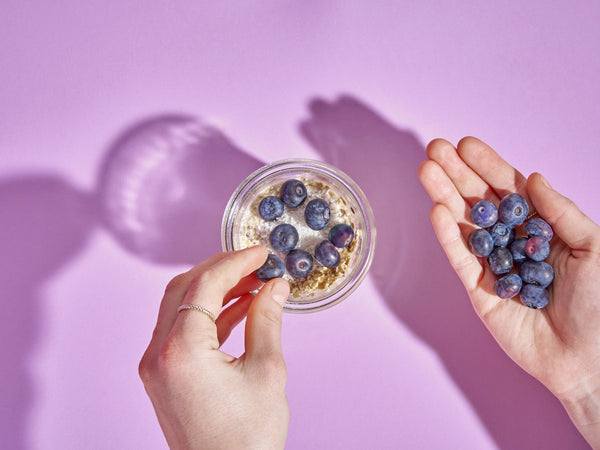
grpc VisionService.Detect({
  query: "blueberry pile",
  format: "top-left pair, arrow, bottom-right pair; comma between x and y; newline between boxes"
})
468,194 -> 554,309
254,178 -> 355,283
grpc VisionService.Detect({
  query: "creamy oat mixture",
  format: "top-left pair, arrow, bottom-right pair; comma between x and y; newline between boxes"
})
238,177 -> 359,299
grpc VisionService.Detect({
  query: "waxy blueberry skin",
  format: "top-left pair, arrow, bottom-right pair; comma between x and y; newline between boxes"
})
315,240 -> 341,268
305,199 -> 330,230
468,228 -> 494,257
286,249 -> 314,278
471,200 -> 498,228
487,247 -> 513,275
280,179 -> 307,207
494,273 -> 523,299
526,217 -> 554,241
520,260 -> 554,288
269,223 -> 299,252
498,193 -> 529,226
255,254 -> 286,282
259,196 -> 285,221
520,284 -> 549,309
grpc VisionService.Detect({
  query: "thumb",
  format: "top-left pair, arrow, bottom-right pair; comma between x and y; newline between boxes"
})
244,278 -> 289,369
527,173 -> 600,251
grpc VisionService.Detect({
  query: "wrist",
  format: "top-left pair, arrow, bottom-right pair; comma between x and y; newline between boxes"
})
556,375 -> 600,448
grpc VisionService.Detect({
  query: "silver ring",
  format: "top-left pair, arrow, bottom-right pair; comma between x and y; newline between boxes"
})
177,304 -> 216,323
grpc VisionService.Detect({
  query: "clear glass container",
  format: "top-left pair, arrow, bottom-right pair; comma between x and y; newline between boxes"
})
222,158 -> 376,313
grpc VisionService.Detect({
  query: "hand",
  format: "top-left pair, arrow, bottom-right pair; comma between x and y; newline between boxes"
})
139,245 -> 290,450
418,137 -> 600,448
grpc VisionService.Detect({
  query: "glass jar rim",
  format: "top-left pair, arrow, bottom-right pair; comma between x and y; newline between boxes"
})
221,158 -> 376,313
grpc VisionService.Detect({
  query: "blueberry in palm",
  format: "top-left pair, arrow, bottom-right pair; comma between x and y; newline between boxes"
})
315,240 -> 341,268
286,249 -> 313,278
269,223 -> 299,252
305,198 -> 330,230
525,236 -> 550,261
494,273 -> 523,299
526,217 -> 554,241
510,237 -> 529,263
468,228 -> 493,257
471,200 -> 498,228
498,193 -> 529,226
487,247 -> 513,275
259,196 -> 285,221
281,179 -> 307,207
519,260 -> 554,288
520,284 -> 549,309
329,224 -> 354,248
489,222 -> 515,248
255,254 -> 285,282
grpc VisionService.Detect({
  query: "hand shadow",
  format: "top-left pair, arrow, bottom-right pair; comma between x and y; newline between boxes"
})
0,114 -> 263,448
97,114 -> 264,265
299,95 -> 587,449
0,175 -> 95,450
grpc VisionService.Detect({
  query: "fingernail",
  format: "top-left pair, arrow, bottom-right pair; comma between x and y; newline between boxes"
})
270,279 -> 290,306
242,244 -> 262,251
539,173 -> 552,189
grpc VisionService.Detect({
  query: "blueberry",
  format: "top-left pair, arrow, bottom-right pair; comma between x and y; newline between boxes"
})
468,228 -> 494,257
526,217 -> 554,241
510,237 -> 529,264
329,224 -> 355,248
269,223 -> 299,252
280,179 -> 307,207
525,236 -> 550,261
494,273 -> 523,299
471,200 -> 498,228
487,247 -> 513,275
489,222 -> 515,248
520,284 -> 549,309
314,240 -> 341,268
519,260 -> 554,288
286,249 -> 313,278
305,198 -> 330,230
258,196 -> 284,221
255,254 -> 285,282
498,193 -> 529,226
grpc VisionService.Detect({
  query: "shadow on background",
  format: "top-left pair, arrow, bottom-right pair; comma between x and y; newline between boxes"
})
98,114 -> 264,265
0,176 -> 95,450
299,95 -> 587,449
0,114 -> 262,448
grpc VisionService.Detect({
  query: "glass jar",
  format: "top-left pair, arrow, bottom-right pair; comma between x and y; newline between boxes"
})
221,158 -> 376,313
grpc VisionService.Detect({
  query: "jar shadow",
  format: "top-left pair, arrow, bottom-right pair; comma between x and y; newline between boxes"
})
0,114 -> 263,447
298,94 -> 586,449
97,114 -> 264,265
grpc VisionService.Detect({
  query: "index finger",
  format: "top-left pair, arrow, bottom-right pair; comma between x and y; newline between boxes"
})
171,245 -> 269,348
456,137 -> 530,204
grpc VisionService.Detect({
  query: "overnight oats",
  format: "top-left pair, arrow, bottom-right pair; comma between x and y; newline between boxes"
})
221,159 -> 376,313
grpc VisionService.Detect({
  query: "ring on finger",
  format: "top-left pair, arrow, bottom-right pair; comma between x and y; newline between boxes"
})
177,304 -> 216,323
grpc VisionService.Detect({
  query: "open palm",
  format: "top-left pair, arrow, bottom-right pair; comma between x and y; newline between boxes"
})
418,137 -> 600,405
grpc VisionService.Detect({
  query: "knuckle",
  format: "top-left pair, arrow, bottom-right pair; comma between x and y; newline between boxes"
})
196,268 -> 216,285
165,274 -> 188,294
259,304 -> 282,328
193,267 -> 223,290
138,351 -> 156,386
156,337 -> 187,378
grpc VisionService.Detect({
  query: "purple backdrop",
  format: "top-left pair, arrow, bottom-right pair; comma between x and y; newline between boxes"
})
1,2 -> 598,449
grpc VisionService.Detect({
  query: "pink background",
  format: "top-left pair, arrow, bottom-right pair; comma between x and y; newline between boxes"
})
1,2 -> 598,449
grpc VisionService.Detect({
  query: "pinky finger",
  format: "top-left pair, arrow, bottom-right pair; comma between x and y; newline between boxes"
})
216,293 -> 255,347
430,203 -> 483,296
